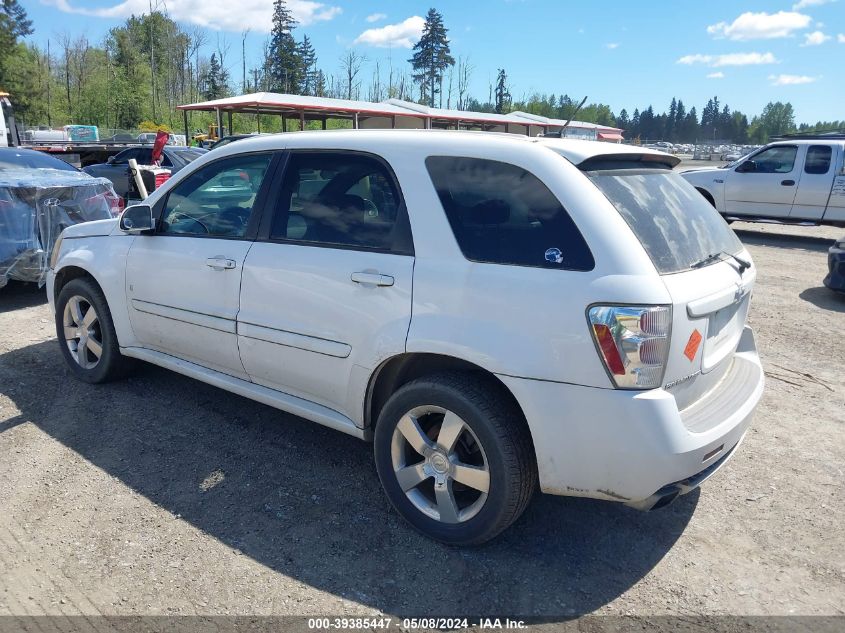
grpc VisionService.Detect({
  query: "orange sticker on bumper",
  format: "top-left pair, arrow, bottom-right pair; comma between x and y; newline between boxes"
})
684,329 -> 703,361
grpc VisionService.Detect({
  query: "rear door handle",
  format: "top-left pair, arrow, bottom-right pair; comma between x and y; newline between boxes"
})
205,256 -> 237,270
781,179 -> 795,186
351,271 -> 394,287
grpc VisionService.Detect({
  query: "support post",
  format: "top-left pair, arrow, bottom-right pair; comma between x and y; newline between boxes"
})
281,114 -> 287,132
256,107 -> 261,133
353,112 -> 359,129
300,110 -> 305,131
391,115 -> 396,129
215,108 -> 223,141
227,110 -> 233,137
182,109 -> 189,146
321,117 -> 327,130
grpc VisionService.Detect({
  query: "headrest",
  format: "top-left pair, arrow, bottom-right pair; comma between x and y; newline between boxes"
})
464,199 -> 510,225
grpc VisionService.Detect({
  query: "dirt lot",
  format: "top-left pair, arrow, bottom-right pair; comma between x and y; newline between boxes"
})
1,222 -> 844,626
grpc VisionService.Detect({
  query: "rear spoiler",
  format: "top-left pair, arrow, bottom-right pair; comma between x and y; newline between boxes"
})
577,152 -> 681,171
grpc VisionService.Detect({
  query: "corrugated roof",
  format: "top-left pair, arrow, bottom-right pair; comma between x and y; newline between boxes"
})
177,92 -> 624,134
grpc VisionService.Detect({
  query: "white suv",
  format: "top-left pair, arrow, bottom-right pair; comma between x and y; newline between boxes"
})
47,131 -> 765,545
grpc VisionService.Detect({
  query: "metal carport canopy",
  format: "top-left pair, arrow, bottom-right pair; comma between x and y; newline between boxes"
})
176,92 -> 430,139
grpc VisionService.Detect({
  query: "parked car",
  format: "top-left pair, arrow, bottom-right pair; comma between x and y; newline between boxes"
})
83,146 -> 207,200
0,148 -> 120,288
683,137 -> 845,226
209,133 -> 271,150
137,132 -> 175,145
823,235 -> 845,292
47,131 -> 765,544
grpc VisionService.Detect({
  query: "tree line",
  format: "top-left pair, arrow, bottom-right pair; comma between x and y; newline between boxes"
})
0,0 -> 841,142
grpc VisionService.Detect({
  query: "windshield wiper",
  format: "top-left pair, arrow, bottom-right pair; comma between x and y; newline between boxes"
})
691,251 -> 751,274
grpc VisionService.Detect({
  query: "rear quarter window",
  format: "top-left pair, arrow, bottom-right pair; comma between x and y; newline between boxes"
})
425,156 -> 594,271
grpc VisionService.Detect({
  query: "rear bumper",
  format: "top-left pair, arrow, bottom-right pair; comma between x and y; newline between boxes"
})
498,326 -> 764,503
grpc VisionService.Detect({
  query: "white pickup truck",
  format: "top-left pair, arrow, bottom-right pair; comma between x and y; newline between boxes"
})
682,137 -> 845,227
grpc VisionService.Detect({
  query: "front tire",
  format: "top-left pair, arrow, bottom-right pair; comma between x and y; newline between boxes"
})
55,277 -> 134,383
374,372 -> 536,545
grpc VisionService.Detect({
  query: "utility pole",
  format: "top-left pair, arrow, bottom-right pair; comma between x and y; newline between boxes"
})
46,39 -> 52,127
149,0 -> 156,122
241,29 -> 249,94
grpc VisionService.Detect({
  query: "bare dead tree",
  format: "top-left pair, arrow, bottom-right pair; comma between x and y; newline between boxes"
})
340,50 -> 367,100
368,60 -> 384,102
456,55 -> 473,111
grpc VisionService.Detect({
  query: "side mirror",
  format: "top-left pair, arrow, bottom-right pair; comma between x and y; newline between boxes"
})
106,156 -> 115,164
736,160 -> 756,173
119,204 -> 154,233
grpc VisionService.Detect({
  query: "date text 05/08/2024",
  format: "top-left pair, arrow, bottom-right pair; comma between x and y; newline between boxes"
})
307,617 -> 528,630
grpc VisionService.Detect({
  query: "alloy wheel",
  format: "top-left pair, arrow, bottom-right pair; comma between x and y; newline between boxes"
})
390,405 -> 490,523
62,295 -> 103,370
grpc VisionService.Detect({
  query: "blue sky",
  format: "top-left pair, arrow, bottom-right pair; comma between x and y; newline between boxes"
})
20,0 -> 845,123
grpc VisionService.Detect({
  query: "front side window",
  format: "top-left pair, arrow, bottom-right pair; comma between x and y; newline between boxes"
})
805,145 -> 832,175
270,152 -> 410,253
159,153 -> 272,238
425,156 -> 594,270
747,145 -> 797,174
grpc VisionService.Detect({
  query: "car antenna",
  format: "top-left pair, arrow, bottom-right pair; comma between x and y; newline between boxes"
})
559,96 -> 589,136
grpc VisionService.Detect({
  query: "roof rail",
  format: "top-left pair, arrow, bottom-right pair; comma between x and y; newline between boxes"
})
771,130 -> 845,140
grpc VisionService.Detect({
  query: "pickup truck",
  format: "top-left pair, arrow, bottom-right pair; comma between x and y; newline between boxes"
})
682,138 -> 845,227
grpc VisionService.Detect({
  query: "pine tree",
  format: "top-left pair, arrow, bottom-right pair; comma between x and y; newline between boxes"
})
266,0 -> 301,93
494,68 -> 510,114
675,99 -> 686,139
203,53 -> 228,100
409,8 -> 455,107
297,35 -> 317,95
314,69 -> 327,97
0,0 -> 34,86
667,97 -> 677,142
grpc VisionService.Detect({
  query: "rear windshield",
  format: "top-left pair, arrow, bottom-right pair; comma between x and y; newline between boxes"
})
586,169 -> 743,274
0,149 -> 78,172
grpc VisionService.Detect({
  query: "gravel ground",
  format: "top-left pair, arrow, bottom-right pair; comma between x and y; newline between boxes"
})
0,222 -> 844,627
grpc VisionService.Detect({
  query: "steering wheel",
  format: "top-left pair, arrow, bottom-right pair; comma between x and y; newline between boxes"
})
168,210 -> 210,234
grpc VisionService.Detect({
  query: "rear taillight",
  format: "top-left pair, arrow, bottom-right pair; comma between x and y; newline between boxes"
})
86,191 -> 123,217
154,172 -> 170,189
588,305 -> 671,389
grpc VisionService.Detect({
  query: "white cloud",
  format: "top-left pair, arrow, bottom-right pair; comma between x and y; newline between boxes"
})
365,13 -> 386,23
707,11 -> 812,40
706,71 -> 725,78
677,52 -> 778,67
353,16 -> 424,48
605,42 -> 619,49
793,0 -> 836,9
769,73 -> 818,85
802,30 -> 831,45
42,0 -> 342,32
838,33 -> 845,42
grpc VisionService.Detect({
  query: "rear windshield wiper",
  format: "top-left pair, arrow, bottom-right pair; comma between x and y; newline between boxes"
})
691,251 -> 751,274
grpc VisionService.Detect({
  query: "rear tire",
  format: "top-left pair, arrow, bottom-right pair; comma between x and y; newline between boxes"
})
55,277 -> 134,383
374,372 -> 536,545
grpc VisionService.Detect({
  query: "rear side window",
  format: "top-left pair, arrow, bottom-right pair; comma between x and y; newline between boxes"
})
425,156 -> 594,270
587,169 -> 742,274
805,145 -> 832,175
270,152 -> 412,254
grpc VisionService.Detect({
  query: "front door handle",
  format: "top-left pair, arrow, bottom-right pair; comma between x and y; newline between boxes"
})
350,271 -> 394,287
781,179 -> 795,186
205,256 -> 237,270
